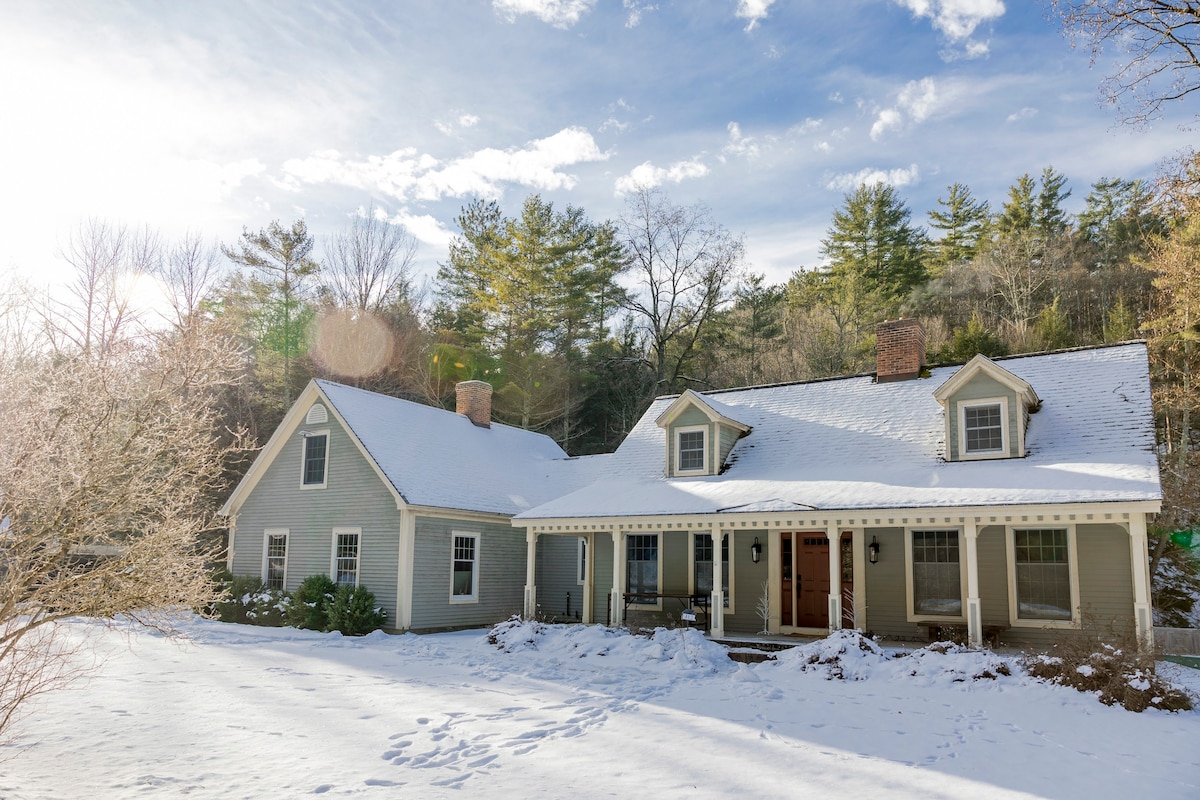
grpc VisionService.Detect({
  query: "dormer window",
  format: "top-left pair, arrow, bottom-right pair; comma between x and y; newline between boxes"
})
676,426 -> 707,474
933,355 -> 1037,463
963,401 -> 1005,456
655,389 -> 751,478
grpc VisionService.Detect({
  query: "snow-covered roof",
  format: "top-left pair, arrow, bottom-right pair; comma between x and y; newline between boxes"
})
316,381 -> 594,516
515,342 -> 1161,520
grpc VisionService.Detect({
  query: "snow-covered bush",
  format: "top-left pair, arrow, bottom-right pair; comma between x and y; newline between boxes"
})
325,584 -> 388,636
1024,641 -> 1194,712
214,575 -> 290,626
773,629 -> 888,680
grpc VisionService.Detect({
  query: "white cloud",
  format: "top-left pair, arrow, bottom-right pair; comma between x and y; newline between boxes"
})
723,121 -> 759,160
599,117 -> 630,133
436,113 -> 482,136
614,158 -> 709,195
895,0 -> 1004,58
384,209 -> 455,249
870,77 -> 938,141
493,0 -> 597,28
825,164 -> 920,192
814,141 -> 833,154
828,91 -> 844,104
735,0 -> 777,31
1006,107 -> 1038,123
623,0 -> 656,28
788,118 -> 823,135
282,127 -> 607,202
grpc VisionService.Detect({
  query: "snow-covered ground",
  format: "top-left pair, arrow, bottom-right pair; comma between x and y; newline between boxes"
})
3,618 -> 1199,799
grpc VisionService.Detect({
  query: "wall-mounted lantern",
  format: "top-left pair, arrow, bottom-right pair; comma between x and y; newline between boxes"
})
750,537 -> 762,564
868,536 -> 880,564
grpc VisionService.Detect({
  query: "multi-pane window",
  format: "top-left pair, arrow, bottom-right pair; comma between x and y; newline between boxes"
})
264,532 -> 287,590
1014,528 -> 1072,621
677,430 -> 705,472
303,433 -> 328,485
694,532 -> 730,606
912,530 -> 962,616
452,533 -> 478,601
963,404 -> 1003,454
334,530 -> 359,586
626,534 -> 659,596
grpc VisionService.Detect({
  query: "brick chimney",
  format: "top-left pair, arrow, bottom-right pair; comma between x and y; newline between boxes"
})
875,318 -> 925,383
455,380 -> 493,428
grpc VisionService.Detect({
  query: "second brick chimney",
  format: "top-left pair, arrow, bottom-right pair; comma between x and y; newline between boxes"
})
875,318 -> 925,383
455,380 -> 493,428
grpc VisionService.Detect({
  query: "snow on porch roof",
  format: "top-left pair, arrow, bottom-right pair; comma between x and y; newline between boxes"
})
514,342 -> 1161,521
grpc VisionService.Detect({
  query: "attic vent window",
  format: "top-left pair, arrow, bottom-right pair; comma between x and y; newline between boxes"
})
306,404 -> 328,425
964,403 -> 1003,454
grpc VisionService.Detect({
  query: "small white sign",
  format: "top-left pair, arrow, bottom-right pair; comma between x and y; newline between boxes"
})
681,609 -> 697,622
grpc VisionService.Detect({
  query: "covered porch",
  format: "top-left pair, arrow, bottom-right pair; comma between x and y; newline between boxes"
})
517,503 -> 1158,649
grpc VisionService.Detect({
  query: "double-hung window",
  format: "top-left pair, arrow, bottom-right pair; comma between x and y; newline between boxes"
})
911,530 -> 962,617
626,534 -> 659,600
1012,528 -> 1074,622
302,431 -> 329,487
675,426 -> 707,474
451,532 -> 479,602
264,530 -> 288,590
960,401 -> 1005,458
332,528 -> 359,586
693,532 -> 730,608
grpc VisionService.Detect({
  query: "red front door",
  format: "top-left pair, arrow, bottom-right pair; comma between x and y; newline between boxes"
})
796,536 -> 830,628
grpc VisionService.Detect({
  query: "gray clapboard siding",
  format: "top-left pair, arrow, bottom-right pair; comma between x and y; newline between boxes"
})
977,526 -> 1011,628
728,530 -> 770,634
861,527 -> 909,638
230,409 -> 401,627
410,515 -> 527,630
535,534 -> 585,622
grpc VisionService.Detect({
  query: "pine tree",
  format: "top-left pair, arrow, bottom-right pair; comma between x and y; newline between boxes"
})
928,183 -> 990,277
222,219 -> 319,407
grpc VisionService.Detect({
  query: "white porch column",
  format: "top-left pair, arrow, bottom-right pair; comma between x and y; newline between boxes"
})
964,518 -> 982,647
827,525 -> 842,632
1129,514 -> 1155,650
852,528 -> 866,631
710,530 -> 725,639
767,529 -> 782,633
582,533 -> 594,624
610,530 -> 624,628
523,530 -> 539,619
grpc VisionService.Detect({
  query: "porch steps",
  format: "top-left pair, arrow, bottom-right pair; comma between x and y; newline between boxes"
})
713,635 -> 811,663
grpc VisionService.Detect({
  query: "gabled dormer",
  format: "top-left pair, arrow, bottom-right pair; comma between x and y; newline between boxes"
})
933,355 -> 1040,461
655,390 -> 752,477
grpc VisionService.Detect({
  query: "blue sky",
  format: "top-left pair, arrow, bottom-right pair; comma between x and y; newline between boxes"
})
1,0 -> 1196,294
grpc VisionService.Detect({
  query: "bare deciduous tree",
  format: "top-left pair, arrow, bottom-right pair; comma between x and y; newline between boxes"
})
1049,1 -> 1200,125
0,275 -> 245,740
156,232 -> 225,330
320,207 -> 417,313
619,188 -> 744,392
47,220 -> 162,359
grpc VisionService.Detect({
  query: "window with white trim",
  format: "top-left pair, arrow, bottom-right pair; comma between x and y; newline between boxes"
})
1013,528 -> 1073,622
675,425 -> 707,474
959,399 -> 1006,458
626,534 -> 659,598
911,530 -> 962,617
693,532 -> 731,608
577,537 -> 587,585
263,530 -> 288,590
451,532 -> 479,602
302,431 -> 329,487
332,529 -> 359,586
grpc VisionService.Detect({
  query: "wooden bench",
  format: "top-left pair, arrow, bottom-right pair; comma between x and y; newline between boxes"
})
621,592 -> 710,627
917,622 -> 1009,645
